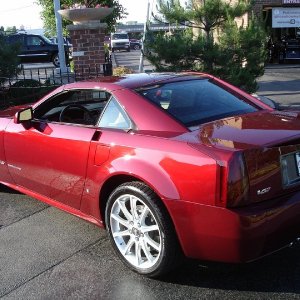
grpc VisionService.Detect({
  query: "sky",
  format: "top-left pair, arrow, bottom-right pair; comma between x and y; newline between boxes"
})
0,0 -> 155,30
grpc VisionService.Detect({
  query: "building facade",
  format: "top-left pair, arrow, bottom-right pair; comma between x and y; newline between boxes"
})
253,0 -> 300,40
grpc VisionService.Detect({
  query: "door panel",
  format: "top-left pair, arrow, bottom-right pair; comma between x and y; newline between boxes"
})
4,121 -> 96,209
23,35 -> 50,61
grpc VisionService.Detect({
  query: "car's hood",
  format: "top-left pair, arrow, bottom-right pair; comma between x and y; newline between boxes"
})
0,104 -> 32,118
176,110 -> 300,150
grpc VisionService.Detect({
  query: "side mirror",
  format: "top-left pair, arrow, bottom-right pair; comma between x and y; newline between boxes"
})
14,107 -> 33,124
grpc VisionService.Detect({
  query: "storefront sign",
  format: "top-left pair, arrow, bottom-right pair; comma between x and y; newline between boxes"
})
282,0 -> 300,5
272,7 -> 300,27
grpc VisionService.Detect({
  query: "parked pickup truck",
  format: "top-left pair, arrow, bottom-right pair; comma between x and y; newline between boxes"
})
5,33 -> 71,67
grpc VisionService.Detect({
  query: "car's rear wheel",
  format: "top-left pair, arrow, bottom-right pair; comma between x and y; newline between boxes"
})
105,181 -> 181,277
52,53 -> 59,67
133,44 -> 140,50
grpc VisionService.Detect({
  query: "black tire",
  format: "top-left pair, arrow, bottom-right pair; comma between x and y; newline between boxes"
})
112,48 -> 115,52
105,181 -> 182,278
127,48 -> 131,52
133,44 -> 140,50
52,53 -> 59,67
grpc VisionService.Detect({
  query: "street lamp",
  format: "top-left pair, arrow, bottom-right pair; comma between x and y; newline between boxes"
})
53,0 -> 67,73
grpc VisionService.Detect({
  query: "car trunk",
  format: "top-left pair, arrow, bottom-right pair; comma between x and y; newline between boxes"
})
178,110 -> 300,207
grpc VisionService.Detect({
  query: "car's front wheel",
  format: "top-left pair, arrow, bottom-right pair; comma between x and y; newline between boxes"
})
105,181 -> 181,277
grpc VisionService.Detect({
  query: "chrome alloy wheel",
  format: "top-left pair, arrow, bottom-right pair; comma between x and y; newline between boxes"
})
110,194 -> 162,269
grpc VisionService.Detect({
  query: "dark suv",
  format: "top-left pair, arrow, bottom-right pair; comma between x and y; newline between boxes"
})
5,33 -> 70,67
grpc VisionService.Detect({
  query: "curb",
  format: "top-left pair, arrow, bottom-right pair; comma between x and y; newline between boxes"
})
279,104 -> 300,110
265,63 -> 300,69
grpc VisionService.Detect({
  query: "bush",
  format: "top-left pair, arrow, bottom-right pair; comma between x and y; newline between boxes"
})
12,79 -> 41,87
0,35 -> 21,85
8,85 -> 59,105
113,66 -> 134,76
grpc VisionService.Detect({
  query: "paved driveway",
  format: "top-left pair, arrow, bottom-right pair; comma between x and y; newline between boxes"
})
2,185 -> 300,300
257,64 -> 300,108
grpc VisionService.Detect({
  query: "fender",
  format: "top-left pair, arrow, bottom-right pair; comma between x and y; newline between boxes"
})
80,155 -> 181,220
108,156 -> 181,201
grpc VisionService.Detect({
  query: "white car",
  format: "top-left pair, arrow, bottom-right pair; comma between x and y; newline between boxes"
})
110,32 -> 130,52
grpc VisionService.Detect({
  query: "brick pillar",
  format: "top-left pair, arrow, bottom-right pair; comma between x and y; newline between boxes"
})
67,23 -> 107,80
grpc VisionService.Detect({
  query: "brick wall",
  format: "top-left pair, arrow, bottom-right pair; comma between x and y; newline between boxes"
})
67,24 -> 106,79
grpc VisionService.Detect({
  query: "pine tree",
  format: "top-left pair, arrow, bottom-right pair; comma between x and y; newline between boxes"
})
146,0 -> 267,93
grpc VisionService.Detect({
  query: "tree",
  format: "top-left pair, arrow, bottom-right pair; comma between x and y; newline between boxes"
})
217,17 -> 267,92
0,35 -> 20,85
5,26 -> 17,34
36,0 -> 127,36
146,0 -> 267,93
157,0 -> 250,43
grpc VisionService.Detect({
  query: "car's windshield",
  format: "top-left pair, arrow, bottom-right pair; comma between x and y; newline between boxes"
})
42,36 -> 53,44
112,34 -> 128,40
136,79 -> 258,128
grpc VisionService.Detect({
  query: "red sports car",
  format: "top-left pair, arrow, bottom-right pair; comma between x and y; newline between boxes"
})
1,72 -> 300,277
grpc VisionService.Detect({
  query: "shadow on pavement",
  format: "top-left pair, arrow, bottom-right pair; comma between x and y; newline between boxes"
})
157,244 -> 300,294
0,184 -> 21,194
258,79 -> 300,93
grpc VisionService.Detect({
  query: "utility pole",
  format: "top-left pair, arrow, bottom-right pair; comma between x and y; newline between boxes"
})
138,0 -> 150,73
53,0 -> 67,73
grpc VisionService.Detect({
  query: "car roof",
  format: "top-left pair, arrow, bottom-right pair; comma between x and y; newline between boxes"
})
64,72 -> 212,91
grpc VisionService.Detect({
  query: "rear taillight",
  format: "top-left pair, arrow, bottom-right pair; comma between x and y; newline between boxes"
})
216,152 -> 249,207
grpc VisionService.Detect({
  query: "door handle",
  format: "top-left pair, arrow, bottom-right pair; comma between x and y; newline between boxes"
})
92,131 -> 102,141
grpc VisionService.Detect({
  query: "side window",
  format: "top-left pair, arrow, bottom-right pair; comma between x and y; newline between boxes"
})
27,36 -> 44,46
7,35 -> 24,46
34,89 -> 110,126
98,97 -> 131,130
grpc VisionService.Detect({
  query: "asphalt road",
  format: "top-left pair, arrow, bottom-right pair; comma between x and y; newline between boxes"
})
113,49 -> 154,73
257,64 -> 300,108
1,56 -> 300,299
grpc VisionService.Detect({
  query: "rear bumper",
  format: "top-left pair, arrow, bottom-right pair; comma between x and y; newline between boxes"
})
166,191 -> 300,263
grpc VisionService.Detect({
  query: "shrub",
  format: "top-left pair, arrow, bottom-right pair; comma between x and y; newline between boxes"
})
113,66 -> 134,76
0,35 -> 21,85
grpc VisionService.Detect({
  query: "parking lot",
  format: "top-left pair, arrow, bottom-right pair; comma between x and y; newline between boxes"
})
1,63 -> 300,299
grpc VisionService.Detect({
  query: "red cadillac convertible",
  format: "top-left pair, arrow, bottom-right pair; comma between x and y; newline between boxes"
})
1,72 -> 300,277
